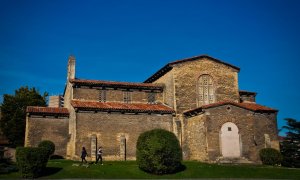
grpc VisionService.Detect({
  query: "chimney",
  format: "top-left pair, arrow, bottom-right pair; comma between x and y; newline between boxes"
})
67,55 -> 76,81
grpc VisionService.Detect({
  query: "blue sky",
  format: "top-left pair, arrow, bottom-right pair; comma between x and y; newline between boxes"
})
0,0 -> 299,135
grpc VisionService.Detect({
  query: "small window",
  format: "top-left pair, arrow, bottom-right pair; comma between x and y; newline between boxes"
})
148,92 -> 155,104
226,106 -> 231,111
99,89 -> 106,102
123,91 -> 132,103
228,127 -> 232,131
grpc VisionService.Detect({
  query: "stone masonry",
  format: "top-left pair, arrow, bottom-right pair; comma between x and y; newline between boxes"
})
25,54 -> 279,163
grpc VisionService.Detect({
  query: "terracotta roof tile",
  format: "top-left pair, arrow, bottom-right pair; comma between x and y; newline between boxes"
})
184,101 -> 277,116
26,106 -> 69,116
144,55 -> 240,83
71,100 -> 175,114
70,79 -> 163,90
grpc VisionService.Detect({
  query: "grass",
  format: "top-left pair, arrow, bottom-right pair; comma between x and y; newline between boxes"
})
0,160 -> 299,179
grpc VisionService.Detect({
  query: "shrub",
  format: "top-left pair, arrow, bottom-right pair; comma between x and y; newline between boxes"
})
136,129 -> 182,175
0,156 -> 18,174
259,148 -> 282,166
38,140 -> 55,158
16,147 -> 48,178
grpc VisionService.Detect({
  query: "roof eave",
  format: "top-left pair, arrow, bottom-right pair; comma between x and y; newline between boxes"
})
144,64 -> 172,83
27,112 -> 69,117
74,106 -> 175,114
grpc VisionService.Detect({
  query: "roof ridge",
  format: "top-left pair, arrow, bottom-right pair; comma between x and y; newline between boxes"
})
144,54 -> 240,83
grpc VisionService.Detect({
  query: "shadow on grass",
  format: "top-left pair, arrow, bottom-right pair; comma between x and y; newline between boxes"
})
176,164 -> 186,173
40,167 -> 62,177
175,164 -> 187,173
50,154 -> 64,159
142,164 -> 187,175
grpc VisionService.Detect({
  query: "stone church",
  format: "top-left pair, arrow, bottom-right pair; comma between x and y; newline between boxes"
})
25,55 -> 279,163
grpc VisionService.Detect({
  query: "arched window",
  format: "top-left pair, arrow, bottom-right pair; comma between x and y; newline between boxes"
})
198,74 -> 214,106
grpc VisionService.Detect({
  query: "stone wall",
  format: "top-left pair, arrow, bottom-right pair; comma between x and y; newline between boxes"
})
240,95 -> 256,103
63,83 -> 73,109
66,106 -> 77,159
73,88 -> 99,101
183,114 -> 208,161
252,113 -> 279,161
74,112 -> 173,161
173,58 -> 239,113
25,116 -> 69,157
201,105 -> 278,162
152,71 -> 175,109
73,87 -> 162,104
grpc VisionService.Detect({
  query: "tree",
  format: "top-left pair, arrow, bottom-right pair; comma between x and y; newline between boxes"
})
0,87 -> 47,147
280,118 -> 300,168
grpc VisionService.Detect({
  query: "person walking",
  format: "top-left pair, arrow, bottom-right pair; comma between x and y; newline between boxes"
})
81,147 -> 88,164
96,146 -> 103,165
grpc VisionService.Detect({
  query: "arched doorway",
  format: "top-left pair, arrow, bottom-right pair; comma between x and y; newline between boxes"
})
220,122 -> 241,157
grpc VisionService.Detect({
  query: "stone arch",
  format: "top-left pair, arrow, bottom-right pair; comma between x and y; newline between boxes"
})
220,122 -> 241,157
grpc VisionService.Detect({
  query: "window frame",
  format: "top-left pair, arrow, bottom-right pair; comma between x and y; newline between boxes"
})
197,74 -> 215,106
123,91 -> 132,103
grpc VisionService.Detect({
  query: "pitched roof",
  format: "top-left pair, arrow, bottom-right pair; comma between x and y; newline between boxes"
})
71,100 -> 175,114
184,101 -> 277,116
26,106 -> 69,116
144,55 -> 240,83
70,79 -> 163,91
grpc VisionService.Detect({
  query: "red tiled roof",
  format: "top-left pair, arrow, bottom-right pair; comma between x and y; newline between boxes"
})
184,101 -> 278,116
70,79 -> 163,90
144,55 -> 240,83
26,106 -> 69,116
71,100 -> 175,114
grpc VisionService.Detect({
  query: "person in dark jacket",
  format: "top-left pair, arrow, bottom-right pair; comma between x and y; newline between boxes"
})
81,147 -> 88,164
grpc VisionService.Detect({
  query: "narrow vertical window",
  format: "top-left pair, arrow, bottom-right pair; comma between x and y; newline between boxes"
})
99,89 -> 106,102
198,74 -> 214,106
120,135 -> 126,161
123,91 -> 132,103
264,134 -> 271,148
148,92 -> 155,104
91,135 -> 97,161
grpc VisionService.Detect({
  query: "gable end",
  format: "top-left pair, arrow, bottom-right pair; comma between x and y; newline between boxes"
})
144,55 -> 240,83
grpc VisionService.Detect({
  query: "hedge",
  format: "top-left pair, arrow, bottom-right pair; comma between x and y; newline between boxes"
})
259,148 -> 282,166
136,129 -> 182,175
38,140 -> 55,158
16,147 -> 48,178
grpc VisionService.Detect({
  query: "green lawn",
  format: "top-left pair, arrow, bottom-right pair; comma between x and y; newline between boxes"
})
0,160 -> 299,179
